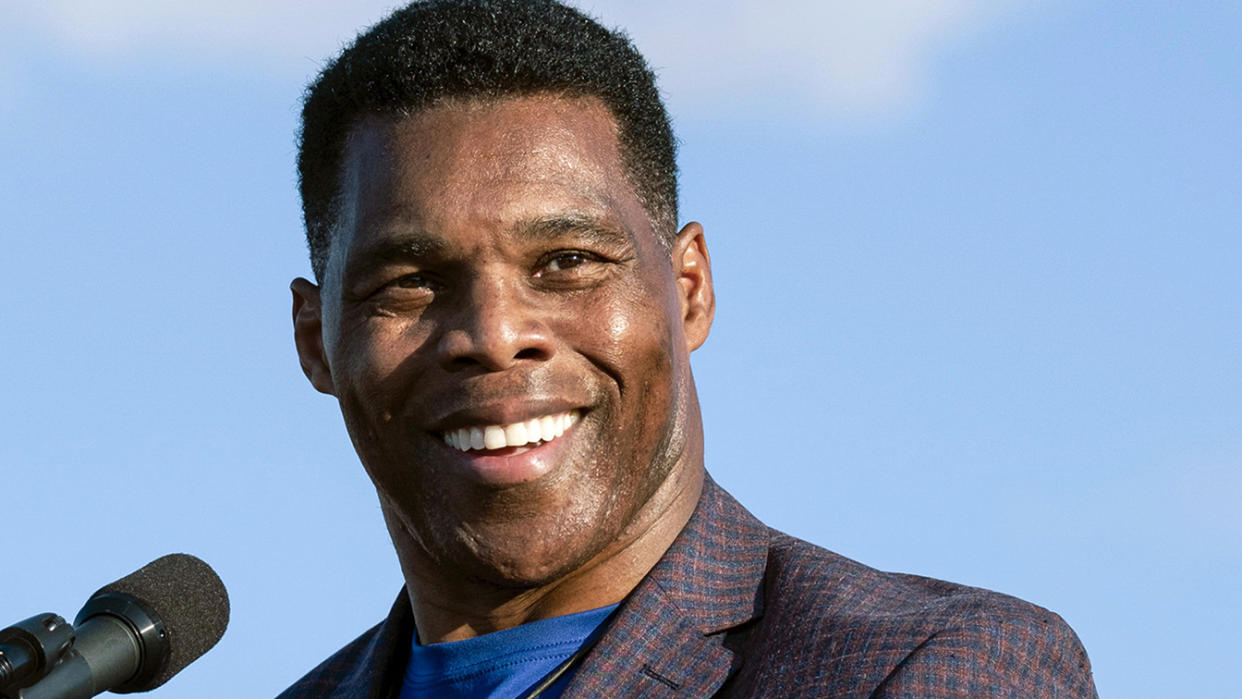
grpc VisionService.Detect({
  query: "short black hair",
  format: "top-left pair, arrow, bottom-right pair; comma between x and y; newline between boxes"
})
298,0 -> 678,282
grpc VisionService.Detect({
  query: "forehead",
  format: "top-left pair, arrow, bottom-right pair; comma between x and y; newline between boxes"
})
335,95 -> 647,245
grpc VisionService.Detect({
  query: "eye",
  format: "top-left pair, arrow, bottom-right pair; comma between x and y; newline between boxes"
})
532,248 -> 620,288
370,272 -> 440,306
544,252 -> 588,272
392,273 -> 433,289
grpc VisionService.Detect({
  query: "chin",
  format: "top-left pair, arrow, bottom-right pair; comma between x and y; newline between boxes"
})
452,529 -> 604,589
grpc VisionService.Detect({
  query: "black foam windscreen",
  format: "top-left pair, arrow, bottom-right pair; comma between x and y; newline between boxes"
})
94,553 -> 229,691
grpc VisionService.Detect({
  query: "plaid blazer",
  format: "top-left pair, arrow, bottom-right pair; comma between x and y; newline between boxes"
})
278,475 -> 1097,697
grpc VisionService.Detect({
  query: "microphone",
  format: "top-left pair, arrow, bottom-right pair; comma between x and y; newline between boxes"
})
0,554 -> 229,698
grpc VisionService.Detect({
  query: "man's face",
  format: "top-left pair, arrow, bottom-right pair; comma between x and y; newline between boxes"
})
294,95 -> 713,587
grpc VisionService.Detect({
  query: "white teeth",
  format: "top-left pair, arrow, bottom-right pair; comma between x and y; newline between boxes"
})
503,422 -> 527,445
483,425 -> 506,450
442,410 -> 580,452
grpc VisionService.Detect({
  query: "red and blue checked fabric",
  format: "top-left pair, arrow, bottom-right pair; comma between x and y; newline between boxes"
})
278,475 -> 1098,697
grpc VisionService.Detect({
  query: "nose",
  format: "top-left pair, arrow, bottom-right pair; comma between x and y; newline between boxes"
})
436,272 -> 554,371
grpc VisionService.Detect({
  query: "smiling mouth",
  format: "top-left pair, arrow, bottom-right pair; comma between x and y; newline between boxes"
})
441,409 -> 581,452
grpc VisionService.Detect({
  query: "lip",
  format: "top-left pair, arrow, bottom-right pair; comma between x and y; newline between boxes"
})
432,416 -> 582,486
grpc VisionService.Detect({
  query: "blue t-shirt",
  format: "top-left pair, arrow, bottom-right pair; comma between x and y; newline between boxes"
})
399,604 -> 619,698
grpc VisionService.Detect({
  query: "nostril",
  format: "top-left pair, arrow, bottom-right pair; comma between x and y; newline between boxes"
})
448,355 -> 482,369
441,344 -> 547,371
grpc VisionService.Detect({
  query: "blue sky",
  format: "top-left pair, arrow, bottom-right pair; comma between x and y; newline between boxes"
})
2,2 -> 1238,696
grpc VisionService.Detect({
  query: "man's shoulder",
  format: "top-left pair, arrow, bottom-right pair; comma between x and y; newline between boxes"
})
761,526 -> 1056,622
739,528 -> 1097,696
277,593 -> 413,699
276,622 -> 384,699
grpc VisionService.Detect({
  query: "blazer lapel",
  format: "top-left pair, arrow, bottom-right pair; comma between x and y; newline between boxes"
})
566,579 -> 736,696
330,591 -> 414,699
565,475 -> 769,696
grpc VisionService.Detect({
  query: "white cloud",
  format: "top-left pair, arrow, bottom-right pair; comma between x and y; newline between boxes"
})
4,1 -> 399,73
3,0 -> 1044,120
585,0 -> 1043,122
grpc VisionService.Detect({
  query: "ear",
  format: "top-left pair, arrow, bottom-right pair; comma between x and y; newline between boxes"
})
671,222 -> 715,351
291,277 -> 336,395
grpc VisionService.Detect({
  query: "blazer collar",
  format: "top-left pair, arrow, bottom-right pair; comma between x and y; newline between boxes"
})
331,592 -> 413,699
565,474 -> 770,695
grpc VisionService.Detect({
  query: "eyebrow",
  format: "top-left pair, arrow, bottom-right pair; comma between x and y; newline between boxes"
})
344,231 -> 445,280
513,213 -> 633,249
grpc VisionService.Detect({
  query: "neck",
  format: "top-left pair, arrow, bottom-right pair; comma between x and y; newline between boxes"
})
386,463 -> 704,644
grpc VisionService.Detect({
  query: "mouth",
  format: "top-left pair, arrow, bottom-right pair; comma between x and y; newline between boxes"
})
441,409 -> 581,453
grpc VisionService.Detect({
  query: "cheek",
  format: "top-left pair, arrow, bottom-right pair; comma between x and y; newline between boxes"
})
593,291 -> 680,436
332,319 -> 433,439
580,276 -> 676,362
336,316 -> 428,385
606,313 -> 631,341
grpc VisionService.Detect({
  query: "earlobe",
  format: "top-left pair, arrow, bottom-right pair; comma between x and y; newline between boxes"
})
672,222 -> 715,351
291,277 -> 336,395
